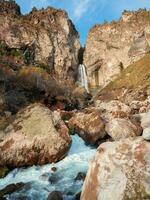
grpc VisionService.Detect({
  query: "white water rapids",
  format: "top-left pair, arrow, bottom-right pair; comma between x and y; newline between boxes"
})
0,135 -> 96,200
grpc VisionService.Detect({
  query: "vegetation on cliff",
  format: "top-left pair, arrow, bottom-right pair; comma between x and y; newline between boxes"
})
96,53 -> 150,102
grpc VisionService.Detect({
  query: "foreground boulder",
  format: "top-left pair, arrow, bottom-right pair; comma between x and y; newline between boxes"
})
68,110 -> 106,144
0,103 -> 71,167
105,118 -> 142,140
81,137 -> 150,200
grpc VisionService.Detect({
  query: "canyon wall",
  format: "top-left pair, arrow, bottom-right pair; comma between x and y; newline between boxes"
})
0,0 -> 81,84
84,9 -> 150,88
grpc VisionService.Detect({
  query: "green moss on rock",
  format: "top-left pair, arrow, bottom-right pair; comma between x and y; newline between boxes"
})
0,167 -> 10,179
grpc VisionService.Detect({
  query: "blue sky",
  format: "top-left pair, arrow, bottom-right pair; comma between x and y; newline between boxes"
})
16,0 -> 150,46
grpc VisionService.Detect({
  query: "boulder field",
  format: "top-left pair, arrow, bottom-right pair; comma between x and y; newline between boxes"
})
0,1 -> 150,200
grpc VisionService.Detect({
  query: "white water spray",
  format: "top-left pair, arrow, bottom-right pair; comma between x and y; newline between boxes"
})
78,64 -> 89,93
0,135 -> 96,200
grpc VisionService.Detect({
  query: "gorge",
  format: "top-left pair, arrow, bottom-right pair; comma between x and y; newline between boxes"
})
0,1 -> 150,200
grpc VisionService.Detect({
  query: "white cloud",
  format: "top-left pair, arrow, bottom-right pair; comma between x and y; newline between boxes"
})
72,0 -> 91,21
71,0 -> 109,22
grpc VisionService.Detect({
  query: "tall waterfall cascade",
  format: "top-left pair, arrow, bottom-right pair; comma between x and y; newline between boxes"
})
78,64 -> 89,93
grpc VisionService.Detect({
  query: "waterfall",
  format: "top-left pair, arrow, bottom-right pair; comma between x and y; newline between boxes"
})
78,64 -> 89,93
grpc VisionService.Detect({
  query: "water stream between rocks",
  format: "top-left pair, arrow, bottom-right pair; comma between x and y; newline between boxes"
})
0,135 -> 96,200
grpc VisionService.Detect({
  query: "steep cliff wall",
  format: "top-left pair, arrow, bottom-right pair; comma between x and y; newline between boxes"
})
0,1 -> 83,114
84,9 -> 150,88
0,0 -> 81,84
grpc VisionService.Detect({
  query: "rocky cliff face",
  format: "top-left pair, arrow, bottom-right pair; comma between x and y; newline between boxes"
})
84,9 -> 150,88
0,0 -> 81,84
0,1 -> 84,115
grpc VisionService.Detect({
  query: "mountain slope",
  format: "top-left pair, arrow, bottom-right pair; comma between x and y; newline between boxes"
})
95,53 -> 150,103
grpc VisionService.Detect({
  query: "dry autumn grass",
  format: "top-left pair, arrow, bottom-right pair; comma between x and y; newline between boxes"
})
102,53 -> 150,91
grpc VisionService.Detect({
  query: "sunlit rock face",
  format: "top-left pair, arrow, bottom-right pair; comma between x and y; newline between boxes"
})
0,0 -> 81,85
84,9 -> 150,88
81,137 -> 150,200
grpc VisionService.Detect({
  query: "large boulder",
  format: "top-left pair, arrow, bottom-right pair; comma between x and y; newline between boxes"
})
105,118 -> 142,140
84,9 -> 150,88
68,110 -> 106,144
81,137 -> 150,200
95,100 -> 131,121
0,103 -> 71,167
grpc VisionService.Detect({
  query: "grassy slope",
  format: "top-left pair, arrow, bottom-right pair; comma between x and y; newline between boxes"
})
102,54 -> 150,92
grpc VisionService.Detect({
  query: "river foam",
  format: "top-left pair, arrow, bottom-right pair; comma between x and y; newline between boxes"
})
0,135 -> 96,200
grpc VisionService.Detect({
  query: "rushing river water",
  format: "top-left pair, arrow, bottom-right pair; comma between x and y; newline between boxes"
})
0,135 -> 96,200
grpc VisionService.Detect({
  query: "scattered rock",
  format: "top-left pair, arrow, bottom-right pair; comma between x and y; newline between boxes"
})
143,127 -> 150,141
81,137 -> 150,200
40,173 -> 50,181
51,167 -> 57,173
105,118 -> 142,140
49,174 -> 59,184
0,183 -> 25,197
68,110 -> 106,144
0,103 -> 71,167
130,99 -> 150,113
47,191 -> 63,200
75,172 -> 86,181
